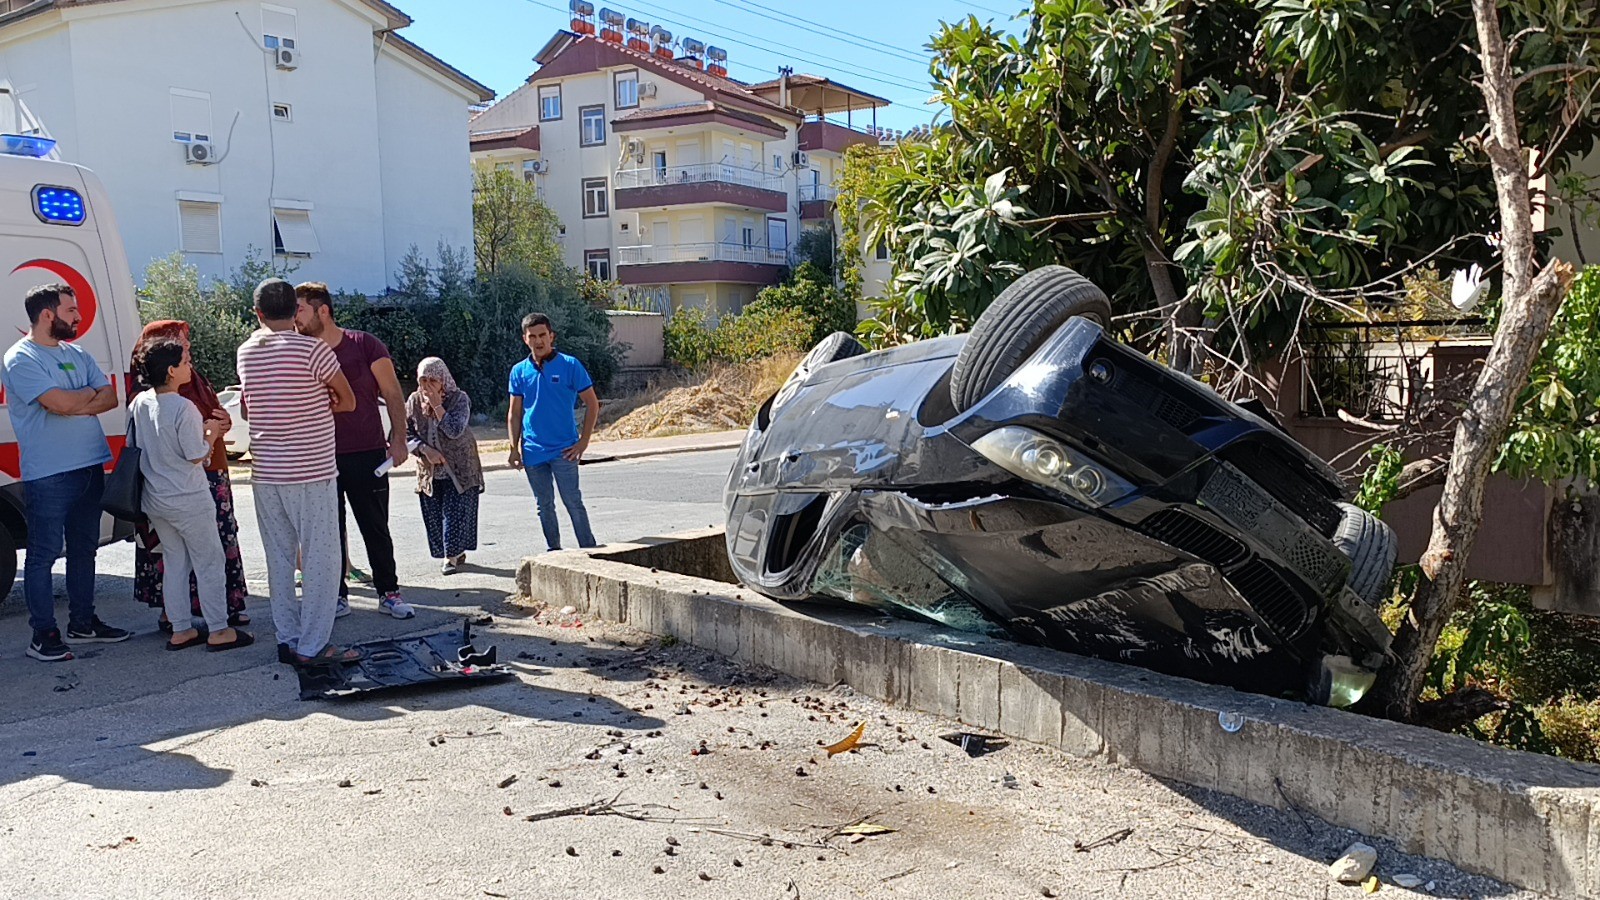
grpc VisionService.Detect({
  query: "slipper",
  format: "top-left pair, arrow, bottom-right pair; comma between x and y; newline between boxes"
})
158,618 -> 174,635
206,630 -> 255,653
166,631 -> 208,651
294,645 -> 364,666
229,612 -> 251,627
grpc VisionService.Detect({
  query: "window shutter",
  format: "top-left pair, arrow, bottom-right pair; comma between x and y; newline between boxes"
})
272,208 -> 319,254
179,201 -> 222,254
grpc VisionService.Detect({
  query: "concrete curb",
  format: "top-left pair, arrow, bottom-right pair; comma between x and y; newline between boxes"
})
519,528 -> 1600,899
226,435 -> 744,486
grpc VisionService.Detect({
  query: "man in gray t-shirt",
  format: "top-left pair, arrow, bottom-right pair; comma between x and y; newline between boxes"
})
0,284 -> 131,662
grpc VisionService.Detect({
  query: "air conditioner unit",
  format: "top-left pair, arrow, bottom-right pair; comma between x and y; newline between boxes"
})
791,150 -> 808,168
275,45 -> 298,70
184,142 -> 216,165
638,81 -> 657,99
530,160 -> 549,175
625,139 -> 644,162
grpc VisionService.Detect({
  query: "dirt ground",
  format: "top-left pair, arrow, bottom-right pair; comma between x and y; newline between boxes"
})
0,601 -> 1541,900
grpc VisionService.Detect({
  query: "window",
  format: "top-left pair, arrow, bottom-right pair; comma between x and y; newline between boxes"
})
262,3 -> 296,49
271,102 -> 292,121
741,222 -> 755,249
874,241 -> 889,261
538,85 -> 562,121
585,250 -> 612,281
170,88 -> 212,143
615,70 -> 639,109
522,159 -> 539,183
774,154 -> 783,172
582,177 -> 609,218
178,201 -> 222,254
272,206 -> 319,256
652,150 -> 667,182
767,217 -> 789,255
579,105 -> 606,146
495,161 -> 514,173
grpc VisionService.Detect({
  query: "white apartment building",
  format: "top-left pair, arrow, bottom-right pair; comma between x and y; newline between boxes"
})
0,0 -> 492,293
469,18 -> 888,317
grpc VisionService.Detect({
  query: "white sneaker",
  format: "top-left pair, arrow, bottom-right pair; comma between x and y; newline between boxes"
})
335,595 -> 351,618
380,593 -> 415,619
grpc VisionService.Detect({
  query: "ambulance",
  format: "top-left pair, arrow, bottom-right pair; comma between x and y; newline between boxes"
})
0,88 -> 140,593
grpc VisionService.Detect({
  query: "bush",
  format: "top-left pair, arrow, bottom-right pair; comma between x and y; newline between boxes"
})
1537,697 -> 1600,763
794,228 -> 837,280
750,262 -> 855,345
138,245 -> 625,407
663,303 -> 814,370
138,253 -> 256,386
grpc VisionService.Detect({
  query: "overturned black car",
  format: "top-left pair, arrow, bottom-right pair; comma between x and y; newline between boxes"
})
724,266 -> 1398,706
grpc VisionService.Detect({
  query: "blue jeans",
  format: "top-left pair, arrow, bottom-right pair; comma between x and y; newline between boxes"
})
22,465 -> 104,636
524,458 -> 596,551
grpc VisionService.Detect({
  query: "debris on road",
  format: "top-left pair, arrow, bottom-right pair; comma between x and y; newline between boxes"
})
1329,842 -> 1378,883
1074,827 -> 1134,853
824,721 -> 865,757
1393,874 -> 1424,888
296,621 -> 513,700
941,731 -> 1007,757
497,775 -> 519,789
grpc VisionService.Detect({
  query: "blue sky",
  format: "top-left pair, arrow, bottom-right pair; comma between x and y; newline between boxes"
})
394,0 -> 1022,131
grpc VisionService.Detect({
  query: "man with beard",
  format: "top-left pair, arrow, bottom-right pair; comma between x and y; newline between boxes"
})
0,283 -> 130,662
292,282 -> 414,619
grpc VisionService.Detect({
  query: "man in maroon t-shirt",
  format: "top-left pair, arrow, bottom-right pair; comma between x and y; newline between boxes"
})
294,282 -> 414,620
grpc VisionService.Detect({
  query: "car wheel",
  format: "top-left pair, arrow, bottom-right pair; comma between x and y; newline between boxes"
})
1332,502 -> 1398,606
0,526 -> 15,607
769,331 -> 867,417
950,265 -> 1114,412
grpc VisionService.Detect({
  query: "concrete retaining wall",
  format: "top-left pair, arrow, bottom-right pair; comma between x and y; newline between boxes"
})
519,529 -> 1600,898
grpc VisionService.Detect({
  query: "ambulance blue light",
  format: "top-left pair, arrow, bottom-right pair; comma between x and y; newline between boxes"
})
2,134 -> 57,158
33,186 -> 85,225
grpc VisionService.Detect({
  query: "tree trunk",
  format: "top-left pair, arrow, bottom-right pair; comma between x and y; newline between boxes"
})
1369,0 -> 1578,721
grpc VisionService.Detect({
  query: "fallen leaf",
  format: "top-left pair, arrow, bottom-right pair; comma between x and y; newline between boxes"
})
825,722 -> 866,757
1362,875 -> 1380,893
836,823 -> 896,836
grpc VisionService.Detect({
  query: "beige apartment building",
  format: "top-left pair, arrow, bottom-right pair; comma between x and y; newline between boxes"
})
469,19 -> 891,317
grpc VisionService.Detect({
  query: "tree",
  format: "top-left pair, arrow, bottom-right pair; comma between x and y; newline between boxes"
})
845,0 -> 1600,382
1368,0 -> 1587,720
472,168 -> 563,277
137,253 -> 257,386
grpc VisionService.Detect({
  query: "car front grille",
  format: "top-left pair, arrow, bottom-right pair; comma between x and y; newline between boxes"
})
1218,441 -> 1341,537
1227,559 -> 1312,638
1200,463 -> 1350,598
1111,368 -> 1204,431
1140,509 -> 1247,567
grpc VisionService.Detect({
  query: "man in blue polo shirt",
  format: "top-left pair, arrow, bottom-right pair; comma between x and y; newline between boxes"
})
507,312 -> 600,551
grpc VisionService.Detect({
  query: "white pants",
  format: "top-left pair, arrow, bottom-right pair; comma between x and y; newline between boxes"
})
254,478 -> 341,657
146,494 -> 228,634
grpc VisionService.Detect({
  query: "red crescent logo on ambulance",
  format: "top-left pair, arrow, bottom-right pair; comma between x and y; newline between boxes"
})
12,259 -> 97,341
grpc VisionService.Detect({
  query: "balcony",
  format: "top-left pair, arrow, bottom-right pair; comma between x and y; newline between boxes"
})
616,241 -> 788,286
798,182 -> 838,220
614,162 -> 787,213
797,120 -> 880,155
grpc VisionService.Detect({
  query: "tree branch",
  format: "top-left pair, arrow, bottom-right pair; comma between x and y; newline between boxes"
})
1512,63 -> 1598,91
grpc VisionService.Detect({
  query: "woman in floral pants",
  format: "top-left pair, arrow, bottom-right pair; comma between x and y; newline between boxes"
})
406,357 -> 483,574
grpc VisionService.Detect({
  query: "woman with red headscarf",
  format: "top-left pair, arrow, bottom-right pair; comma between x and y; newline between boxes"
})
131,321 -> 250,632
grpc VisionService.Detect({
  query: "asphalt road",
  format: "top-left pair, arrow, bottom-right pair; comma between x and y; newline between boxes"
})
0,449 -> 1538,899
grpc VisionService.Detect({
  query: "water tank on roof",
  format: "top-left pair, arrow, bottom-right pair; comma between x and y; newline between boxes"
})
681,37 -> 705,56
706,46 -> 727,62
569,0 -> 594,14
599,7 -> 624,25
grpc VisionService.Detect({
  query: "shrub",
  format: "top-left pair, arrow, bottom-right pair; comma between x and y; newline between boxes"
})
794,227 -> 837,279
1537,697 -> 1600,763
663,303 -> 814,370
138,253 -> 255,386
750,262 -> 855,345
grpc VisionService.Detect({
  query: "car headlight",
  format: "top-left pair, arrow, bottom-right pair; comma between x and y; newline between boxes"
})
971,426 -> 1135,508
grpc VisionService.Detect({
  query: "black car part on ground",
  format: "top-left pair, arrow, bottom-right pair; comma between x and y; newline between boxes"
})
295,620 -> 514,700
726,271 -> 1396,705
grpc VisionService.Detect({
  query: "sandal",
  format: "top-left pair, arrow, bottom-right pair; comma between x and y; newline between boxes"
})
166,630 -> 208,651
158,617 -> 174,635
294,645 -> 364,666
206,630 -> 255,653
229,612 -> 251,627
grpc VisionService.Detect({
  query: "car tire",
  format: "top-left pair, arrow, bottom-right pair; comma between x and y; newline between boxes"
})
950,265 -> 1114,412
0,526 -> 15,607
1333,502 -> 1398,606
770,331 -> 866,416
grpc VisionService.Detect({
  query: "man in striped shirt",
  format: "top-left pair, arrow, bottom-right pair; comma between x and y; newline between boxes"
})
237,278 -> 359,665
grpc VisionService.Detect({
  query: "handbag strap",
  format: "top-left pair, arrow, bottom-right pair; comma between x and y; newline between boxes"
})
124,401 -> 138,450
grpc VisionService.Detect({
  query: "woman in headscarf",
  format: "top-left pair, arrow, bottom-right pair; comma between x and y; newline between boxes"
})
131,320 -> 250,631
406,357 -> 483,574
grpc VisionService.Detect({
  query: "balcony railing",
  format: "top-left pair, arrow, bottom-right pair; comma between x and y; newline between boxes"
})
798,183 -> 838,202
616,162 -> 783,192
618,241 -> 789,266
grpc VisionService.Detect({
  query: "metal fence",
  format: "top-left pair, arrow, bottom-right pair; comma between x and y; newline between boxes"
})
617,241 -> 789,266
1299,319 -> 1490,421
615,162 -> 783,191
